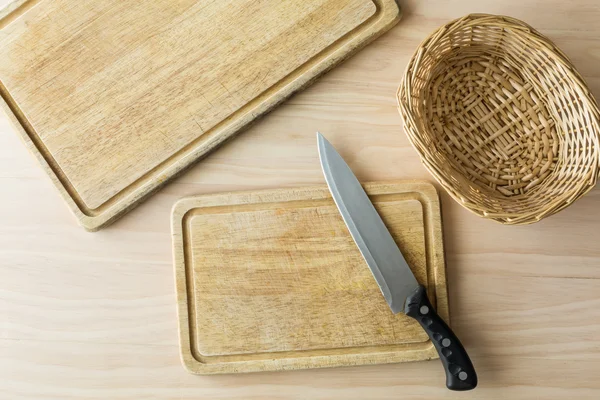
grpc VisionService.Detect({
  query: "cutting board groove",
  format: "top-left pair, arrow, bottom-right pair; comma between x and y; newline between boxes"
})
172,181 -> 449,374
0,0 -> 401,230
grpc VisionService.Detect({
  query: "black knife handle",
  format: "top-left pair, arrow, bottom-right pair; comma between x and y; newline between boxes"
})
405,285 -> 477,391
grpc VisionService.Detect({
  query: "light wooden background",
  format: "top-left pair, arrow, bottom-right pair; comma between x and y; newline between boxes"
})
1,0 -> 599,398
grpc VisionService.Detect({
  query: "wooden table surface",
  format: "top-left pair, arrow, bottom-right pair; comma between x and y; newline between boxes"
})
1,0 -> 599,398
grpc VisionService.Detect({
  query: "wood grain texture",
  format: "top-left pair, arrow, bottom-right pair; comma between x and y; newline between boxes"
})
0,0 -> 401,231
172,182 -> 447,373
1,0 -> 600,398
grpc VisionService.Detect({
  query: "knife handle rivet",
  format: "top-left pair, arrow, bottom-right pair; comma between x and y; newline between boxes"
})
458,371 -> 468,381
442,338 -> 451,347
419,305 -> 429,315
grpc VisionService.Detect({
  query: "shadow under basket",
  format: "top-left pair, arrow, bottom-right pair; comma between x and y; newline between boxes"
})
397,14 -> 600,224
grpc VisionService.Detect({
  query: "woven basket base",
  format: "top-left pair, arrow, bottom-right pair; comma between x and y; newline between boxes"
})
425,46 -> 559,197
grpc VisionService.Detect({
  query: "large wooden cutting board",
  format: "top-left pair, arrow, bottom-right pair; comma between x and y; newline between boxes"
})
172,181 -> 449,374
0,0 -> 401,231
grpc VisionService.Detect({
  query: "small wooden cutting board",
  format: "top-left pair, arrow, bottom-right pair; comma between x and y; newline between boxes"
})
0,0 -> 401,231
172,181 -> 449,374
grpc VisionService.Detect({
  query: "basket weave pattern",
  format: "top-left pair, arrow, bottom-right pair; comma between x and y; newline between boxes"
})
398,14 -> 600,224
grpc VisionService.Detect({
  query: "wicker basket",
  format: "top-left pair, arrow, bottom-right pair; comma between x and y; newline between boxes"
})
397,14 -> 600,224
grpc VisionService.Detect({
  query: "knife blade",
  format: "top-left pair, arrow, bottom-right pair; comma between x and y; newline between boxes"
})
317,132 -> 477,391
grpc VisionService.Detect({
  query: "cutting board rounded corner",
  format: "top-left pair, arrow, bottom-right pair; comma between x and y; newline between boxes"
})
171,197 -> 198,224
410,180 -> 439,200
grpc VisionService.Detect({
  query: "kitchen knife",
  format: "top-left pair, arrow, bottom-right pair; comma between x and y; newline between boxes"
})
317,132 -> 477,391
